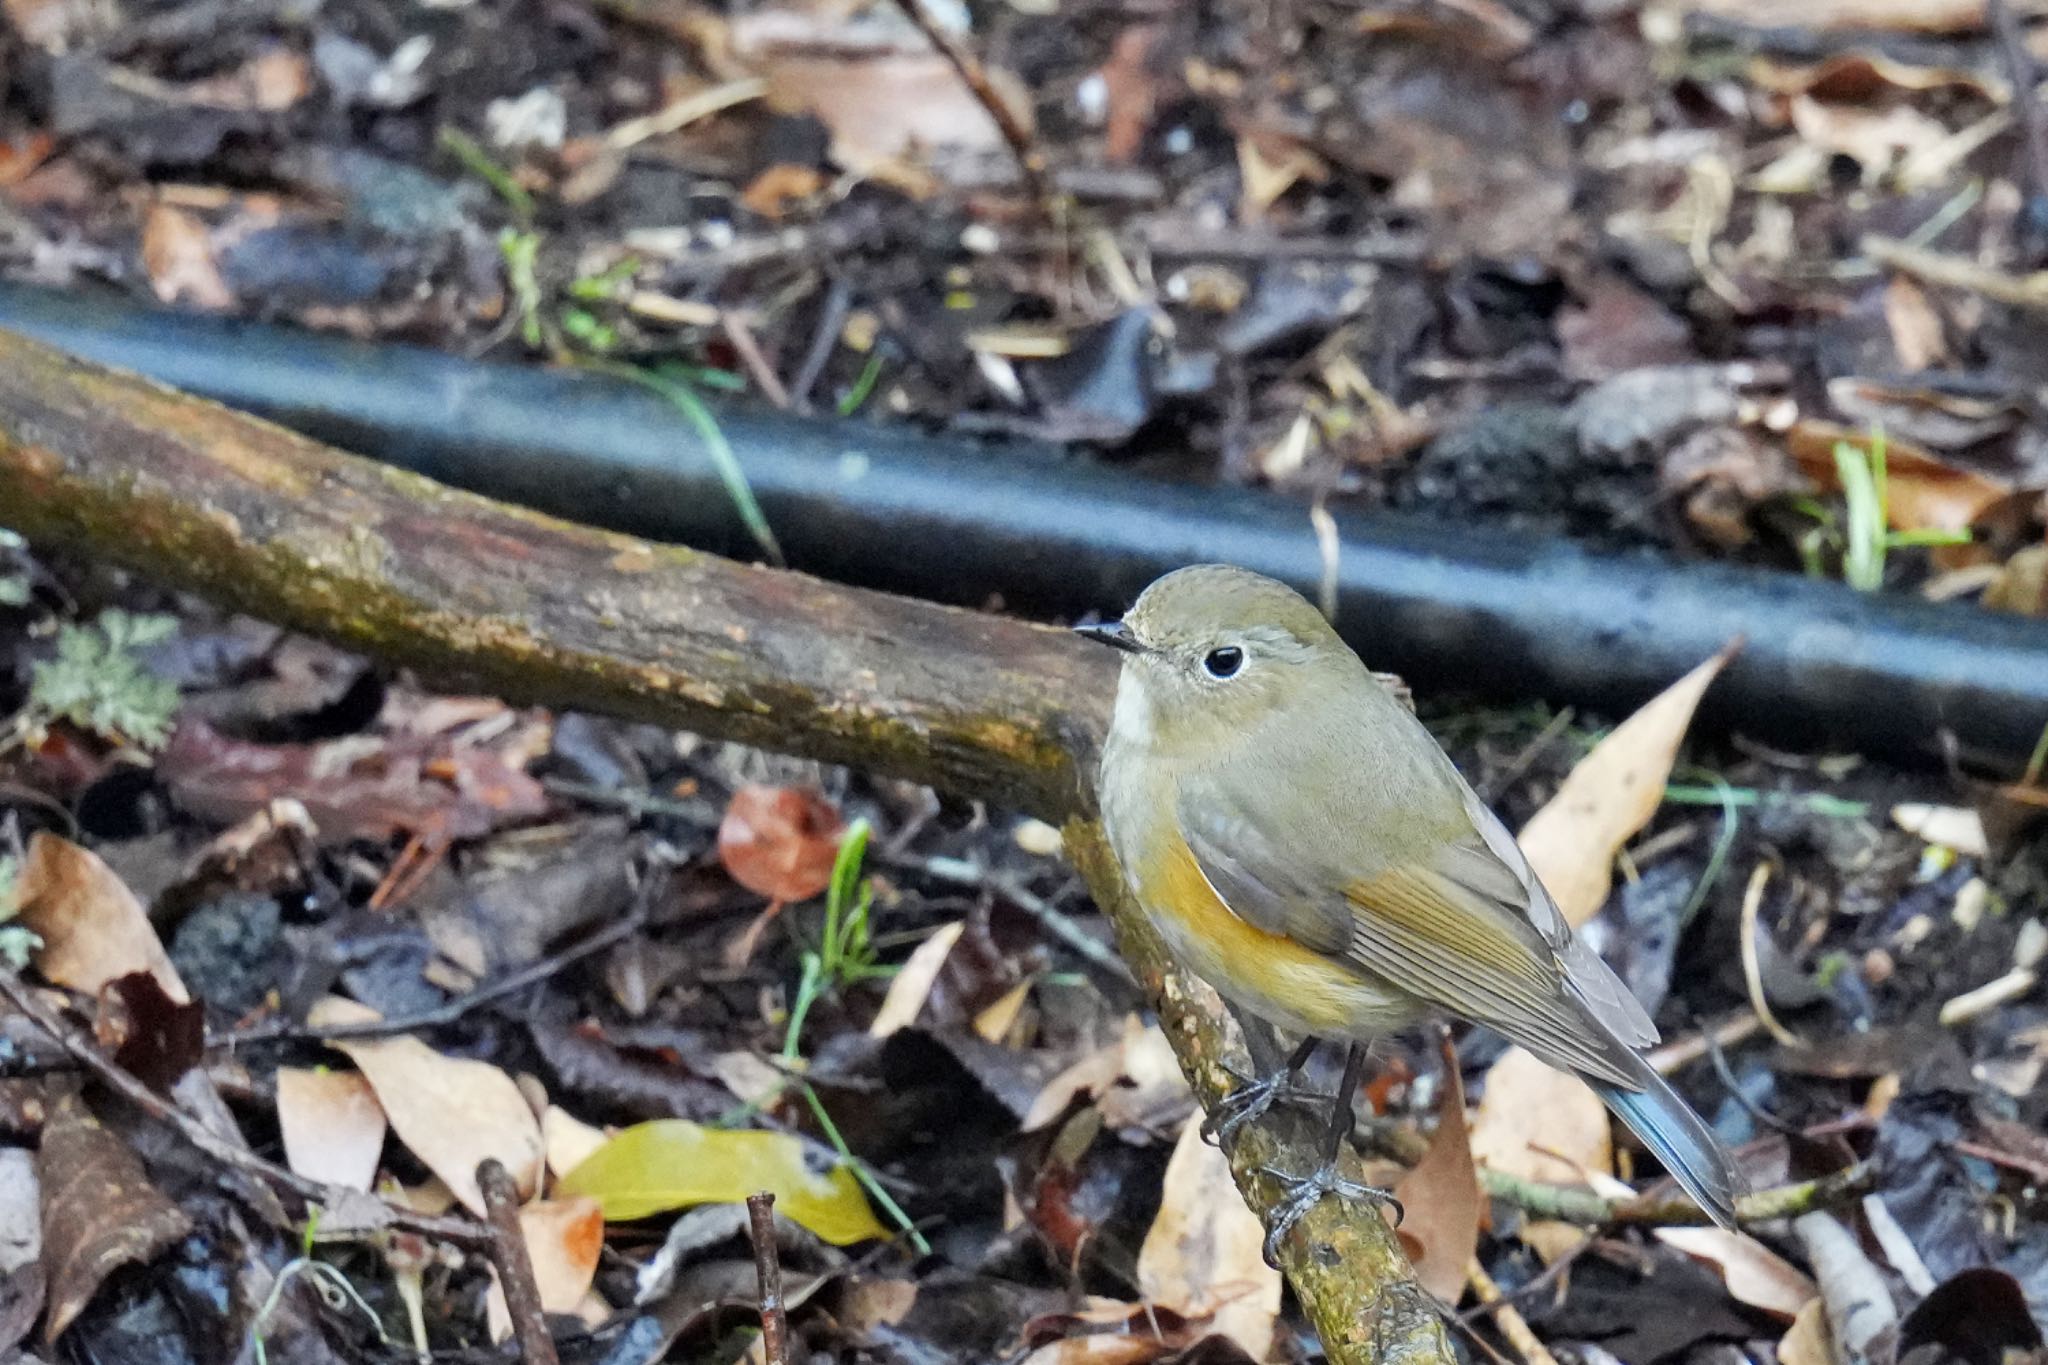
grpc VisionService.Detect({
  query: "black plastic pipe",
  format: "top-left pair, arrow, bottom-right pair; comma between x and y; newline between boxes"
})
2,281 -> 2045,768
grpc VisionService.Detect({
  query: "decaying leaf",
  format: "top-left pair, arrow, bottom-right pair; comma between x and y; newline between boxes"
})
869,920 -> 965,1038
1890,802 -> 1989,856
1657,1224 -> 1817,1321
717,784 -> 845,902
542,1106 -> 610,1181
1517,644 -> 1738,926
276,1067 -> 387,1192
1392,1040 -> 1481,1303
1022,1015 -> 1193,1136
140,203 -> 233,310
1671,0 -> 1994,32
1136,1112 -> 1281,1358
37,1089 -> 191,1342
309,997 -> 543,1216
484,1196 -> 604,1342
1468,1047 -> 1610,1262
15,833 -> 188,1003
557,1119 -> 886,1245
1779,1296 -> 1834,1365
100,973 -> 204,1094
1787,421 -> 2011,536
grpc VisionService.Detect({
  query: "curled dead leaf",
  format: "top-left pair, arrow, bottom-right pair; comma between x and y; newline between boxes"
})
717,785 -> 845,902
1517,644 -> 1737,927
1136,1112 -> 1281,1358
15,833 -> 187,1003
1392,1037 -> 1481,1303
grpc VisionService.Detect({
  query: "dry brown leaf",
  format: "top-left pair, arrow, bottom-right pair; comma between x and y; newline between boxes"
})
1779,1296 -> 1834,1365
1393,1040 -> 1481,1303
141,204 -> 234,310
37,1089 -> 191,1343
542,1106 -> 610,1181
1657,1226 -> 1818,1321
1883,276 -> 1948,370
310,997 -> 543,1216
1468,1046 -> 1610,1262
1891,803 -> 1989,855
717,785 -> 844,903
974,978 -> 1034,1043
1671,0 -> 1993,32
1517,645 -> 1737,926
484,1196 -> 604,1343
1137,1112 -> 1281,1358
1788,97 -> 1953,178
869,920 -> 965,1038
1787,421 -> 2010,535
15,833 -> 188,1003
276,1068 -> 386,1193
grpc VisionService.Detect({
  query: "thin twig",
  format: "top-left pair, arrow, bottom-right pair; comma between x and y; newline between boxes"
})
722,312 -> 792,410
0,969 -> 490,1250
220,909 -> 647,1047
897,854 -> 1135,985
1738,862 -> 1805,1049
604,77 -> 768,153
1363,1115 -> 1875,1226
790,277 -> 852,412
1466,1258 -> 1561,1365
746,1192 -> 791,1365
479,1158 -> 560,1365
885,0 -> 1052,208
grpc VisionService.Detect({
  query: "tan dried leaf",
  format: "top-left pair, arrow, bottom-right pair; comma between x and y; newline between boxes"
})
868,920 -> 965,1038
309,997 -> 543,1216
1658,1225 -> 1818,1321
141,204 -> 234,310
16,833 -> 188,1003
484,1197 -> 604,1342
1393,1043 -> 1481,1303
1468,1046 -> 1610,1262
1136,1112 -> 1281,1359
276,1067 -> 386,1193
1517,645 -> 1737,926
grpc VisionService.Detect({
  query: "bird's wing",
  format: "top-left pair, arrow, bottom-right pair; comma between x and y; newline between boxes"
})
1178,782 -> 1650,1087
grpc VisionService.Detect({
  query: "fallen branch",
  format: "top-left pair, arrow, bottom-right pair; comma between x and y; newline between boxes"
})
0,328 -> 1453,1362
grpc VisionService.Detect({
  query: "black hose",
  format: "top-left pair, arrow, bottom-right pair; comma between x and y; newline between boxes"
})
2,281 -> 2044,768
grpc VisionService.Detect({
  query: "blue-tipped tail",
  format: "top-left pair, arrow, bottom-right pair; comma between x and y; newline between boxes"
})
1593,1053 -> 1742,1228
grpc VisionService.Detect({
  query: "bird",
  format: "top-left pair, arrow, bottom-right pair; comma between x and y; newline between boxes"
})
1077,563 -> 1741,1263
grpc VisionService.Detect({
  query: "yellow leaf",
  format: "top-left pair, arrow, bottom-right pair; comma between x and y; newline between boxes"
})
1518,643 -> 1737,927
557,1120 -> 887,1245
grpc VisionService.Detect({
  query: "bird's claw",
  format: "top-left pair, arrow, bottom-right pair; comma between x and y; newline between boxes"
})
1255,1163 -> 1403,1268
1202,1067 -> 1330,1148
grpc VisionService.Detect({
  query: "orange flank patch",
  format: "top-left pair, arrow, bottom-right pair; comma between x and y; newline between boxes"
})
1142,829 -> 1412,1038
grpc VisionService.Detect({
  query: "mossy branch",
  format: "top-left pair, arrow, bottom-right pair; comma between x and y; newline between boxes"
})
0,327 -> 1454,1363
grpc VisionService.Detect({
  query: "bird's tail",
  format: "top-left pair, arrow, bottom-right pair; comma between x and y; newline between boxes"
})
1592,1050 -> 1742,1229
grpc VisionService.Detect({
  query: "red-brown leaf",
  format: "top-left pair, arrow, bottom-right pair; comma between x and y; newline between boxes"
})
717,785 -> 845,902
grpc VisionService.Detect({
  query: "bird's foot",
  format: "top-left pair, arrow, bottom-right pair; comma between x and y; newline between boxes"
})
1202,1066 -> 1330,1148
1255,1162 -> 1403,1268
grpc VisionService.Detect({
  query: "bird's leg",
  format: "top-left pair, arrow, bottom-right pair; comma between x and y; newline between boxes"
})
1202,1035 -> 1325,1147
1257,1042 -> 1404,1268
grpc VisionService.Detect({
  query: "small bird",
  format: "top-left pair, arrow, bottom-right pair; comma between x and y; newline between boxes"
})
1078,564 -> 1740,1262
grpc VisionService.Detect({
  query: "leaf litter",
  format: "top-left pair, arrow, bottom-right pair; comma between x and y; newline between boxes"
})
3,0 -> 2048,1355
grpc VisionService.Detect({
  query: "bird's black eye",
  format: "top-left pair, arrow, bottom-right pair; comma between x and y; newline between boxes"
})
1202,646 -> 1244,679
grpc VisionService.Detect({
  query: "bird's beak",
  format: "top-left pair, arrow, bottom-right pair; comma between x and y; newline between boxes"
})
1075,620 -> 1147,654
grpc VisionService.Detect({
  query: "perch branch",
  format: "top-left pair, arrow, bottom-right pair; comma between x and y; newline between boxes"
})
0,327 -> 1452,1364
